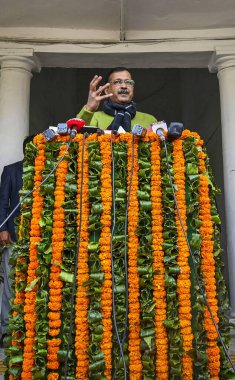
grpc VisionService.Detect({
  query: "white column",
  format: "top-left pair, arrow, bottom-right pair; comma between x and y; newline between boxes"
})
0,54 -> 40,175
209,47 -> 235,317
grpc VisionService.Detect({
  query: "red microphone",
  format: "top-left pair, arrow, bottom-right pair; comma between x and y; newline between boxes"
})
66,118 -> 85,138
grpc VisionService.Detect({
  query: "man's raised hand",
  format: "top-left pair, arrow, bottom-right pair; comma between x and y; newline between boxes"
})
86,75 -> 113,112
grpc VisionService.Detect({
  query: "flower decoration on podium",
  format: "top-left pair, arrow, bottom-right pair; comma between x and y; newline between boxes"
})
4,129 -> 233,380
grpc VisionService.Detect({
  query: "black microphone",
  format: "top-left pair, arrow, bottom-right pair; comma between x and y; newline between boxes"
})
168,122 -> 184,139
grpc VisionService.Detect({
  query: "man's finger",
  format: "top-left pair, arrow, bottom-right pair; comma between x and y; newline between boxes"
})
90,75 -> 102,88
96,83 -> 110,94
96,86 -> 103,94
98,93 -> 113,101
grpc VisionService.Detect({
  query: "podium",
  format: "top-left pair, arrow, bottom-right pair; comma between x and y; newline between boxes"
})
5,131 -> 233,379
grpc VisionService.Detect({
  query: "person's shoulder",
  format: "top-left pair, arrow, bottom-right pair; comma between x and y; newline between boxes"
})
135,111 -> 157,122
4,161 -> 23,170
136,111 -> 156,118
4,160 -> 23,169
93,110 -> 112,120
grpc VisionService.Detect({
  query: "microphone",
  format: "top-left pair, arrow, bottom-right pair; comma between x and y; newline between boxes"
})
132,124 -> 147,137
167,122 -> 184,139
57,123 -> 69,135
151,121 -> 167,141
66,118 -> 85,138
156,128 -> 165,141
42,128 -> 57,141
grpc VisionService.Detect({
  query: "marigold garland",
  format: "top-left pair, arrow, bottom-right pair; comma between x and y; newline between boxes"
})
182,131 -> 211,377
197,145 -> 220,379
47,141 -> 69,377
9,227 -> 29,379
74,135 -> 90,379
8,148 -> 36,380
98,134 -> 113,379
21,137 -> 46,380
173,138 -> 193,379
121,133 -> 142,379
150,135 -> 169,379
86,137 -> 107,378
204,152 -> 232,378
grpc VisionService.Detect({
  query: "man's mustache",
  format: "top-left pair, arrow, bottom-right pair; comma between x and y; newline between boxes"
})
118,89 -> 129,94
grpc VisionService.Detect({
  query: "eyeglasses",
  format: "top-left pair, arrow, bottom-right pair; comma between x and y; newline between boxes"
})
110,79 -> 135,87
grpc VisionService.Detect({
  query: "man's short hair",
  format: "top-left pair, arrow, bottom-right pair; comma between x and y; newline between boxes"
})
106,67 -> 131,83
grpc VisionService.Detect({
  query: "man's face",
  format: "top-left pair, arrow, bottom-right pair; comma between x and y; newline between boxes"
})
105,70 -> 134,104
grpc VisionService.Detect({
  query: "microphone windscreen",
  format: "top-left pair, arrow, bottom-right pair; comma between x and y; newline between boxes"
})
66,118 -> 85,131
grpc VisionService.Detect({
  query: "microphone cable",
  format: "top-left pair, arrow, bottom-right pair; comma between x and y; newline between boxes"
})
161,136 -> 235,373
63,133 -> 87,379
0,136 -> 73,231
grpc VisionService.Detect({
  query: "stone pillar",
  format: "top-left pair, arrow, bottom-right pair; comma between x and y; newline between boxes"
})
0,53 -> 40,175
209,47 -> 235,317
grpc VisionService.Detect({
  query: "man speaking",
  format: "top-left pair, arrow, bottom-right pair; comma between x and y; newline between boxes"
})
77,67 -> 157,131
